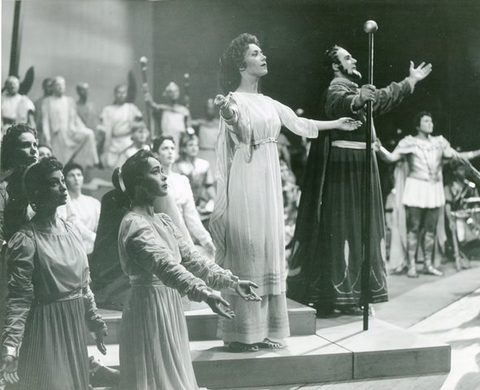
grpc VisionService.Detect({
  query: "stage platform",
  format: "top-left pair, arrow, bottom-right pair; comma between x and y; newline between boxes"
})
90,298 -> 317,344
89,300 -> 450,389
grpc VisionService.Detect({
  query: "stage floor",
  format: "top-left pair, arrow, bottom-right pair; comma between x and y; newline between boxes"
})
89,300 -> 450,389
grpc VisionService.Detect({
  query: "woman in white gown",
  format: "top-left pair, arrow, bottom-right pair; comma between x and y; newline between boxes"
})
211,33 -> 361,352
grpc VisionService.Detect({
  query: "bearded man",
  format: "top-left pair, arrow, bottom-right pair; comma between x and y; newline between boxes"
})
288,45 -> 432,316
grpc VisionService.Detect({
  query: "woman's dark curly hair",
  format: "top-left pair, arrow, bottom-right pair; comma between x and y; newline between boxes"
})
4,157 -> 62,240
24,157 -> 64,206
219,33 -> 261,94
152,135 -> 175,155
1,123 -> 38,171
413,111 -> 433,131
113,148 -> 158,200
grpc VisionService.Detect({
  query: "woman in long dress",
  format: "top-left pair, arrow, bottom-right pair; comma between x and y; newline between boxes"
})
0,124 -> 39,331
0,157 -> 107,390
111,149 -> 260,390
211,33 -> 361,352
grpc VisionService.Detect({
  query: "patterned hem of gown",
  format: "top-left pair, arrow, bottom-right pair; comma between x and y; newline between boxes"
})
219,330 -> 290,345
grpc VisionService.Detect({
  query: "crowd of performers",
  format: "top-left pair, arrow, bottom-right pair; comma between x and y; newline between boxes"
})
1,32 -> 480,389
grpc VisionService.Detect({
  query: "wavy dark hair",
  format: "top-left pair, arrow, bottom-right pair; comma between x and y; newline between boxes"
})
63,162 -> 84,178
1,123 -> 37,171
413,111 -> 433,131
178,133 -> 199,159
219,33 -> 261,94
152,135 -> 175,155
323,45 -> 342,81
112,148 -> 158,200
4,157 -> 62,240
24,157 -> 64,206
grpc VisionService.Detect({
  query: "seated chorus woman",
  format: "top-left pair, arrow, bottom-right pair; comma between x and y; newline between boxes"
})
192,98 -> 220,173
0,157 -> 107,390
174,132 -> 216,216
109,149 -> 260,390
62,162 -> 101,255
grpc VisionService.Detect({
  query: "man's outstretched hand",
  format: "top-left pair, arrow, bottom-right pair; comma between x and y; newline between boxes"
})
408,61 -> 433,82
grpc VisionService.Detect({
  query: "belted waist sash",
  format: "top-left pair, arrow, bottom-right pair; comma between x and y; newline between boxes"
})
331,140 -> 374,150
129,274 -> 164,287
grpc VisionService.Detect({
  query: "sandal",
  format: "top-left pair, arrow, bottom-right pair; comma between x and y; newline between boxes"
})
256,338 -> 284,349
228,341 -> 259,352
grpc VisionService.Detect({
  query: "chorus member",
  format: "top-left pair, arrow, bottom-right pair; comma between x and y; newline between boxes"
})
1,76 -> 35,133
62,162 -> 101,255
444,160 -> 479,270
0,124 -> 39,340
37,144 -> 53,160
153,136 -> 216,257
174,133 -> 215,213
0,157 -> 107,390
90,171 -> 191,310
34,78 -> 53,144
144,82 -> 191,145
111,149 -> 259,389
76,83 -> 99,135
41,76 -> 98,168
212,34 -> 360,351
192,98 -> 220,172
99,84 -> 142,168
116,119 -> 151,168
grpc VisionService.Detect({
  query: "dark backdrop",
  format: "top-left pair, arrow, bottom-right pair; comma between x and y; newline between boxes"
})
151,0 -> 480,154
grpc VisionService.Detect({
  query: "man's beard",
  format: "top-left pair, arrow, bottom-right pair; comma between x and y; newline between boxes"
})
339,64 -> 362,81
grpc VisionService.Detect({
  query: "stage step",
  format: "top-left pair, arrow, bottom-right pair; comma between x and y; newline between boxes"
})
89,299 -> 316,345
316,317 -> 451,380
88,318 -> 450,389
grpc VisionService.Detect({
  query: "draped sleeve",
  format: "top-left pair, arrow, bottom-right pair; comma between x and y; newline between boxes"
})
372,80 -> 412,117
220,93 -> 253,149
82,283 -> 107,333
393,135 -> 416,156
325,82 -> 363,120
211,92 -> 257,267
1,229 -> 35,358
438,136 -> 458,159
161,214 -> 238,291
269,97 -> 318,138
123,215 -> 211,302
